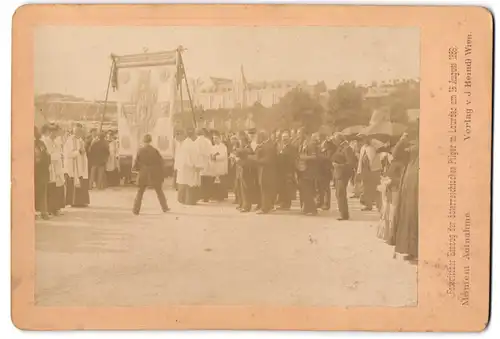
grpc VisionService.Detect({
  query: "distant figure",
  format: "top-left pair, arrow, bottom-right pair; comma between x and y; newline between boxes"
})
332,134 -> 357,221
209,131 -> 229,201
176,128 -> 202,205
357,136 -> 382,211
132,134 -> 169,215
253,130 -> 278,214
85,128 -> 98,178
105,130 -> 120,187
63,123 -> 90,207
276,130 -> 298,210
89,132 -> 110,190
316,129 -> 336,211
234,131 -> 257,212
227,134 -> 240,203
34,126 -> 50,220
196,128 -> 214,202
298,133 -> 320,216
173,130 -> 187,191
42,124 -> 66,215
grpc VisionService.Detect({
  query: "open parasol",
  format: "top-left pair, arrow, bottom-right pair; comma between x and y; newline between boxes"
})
340,125 -> 366,136
358,121 -> 407,137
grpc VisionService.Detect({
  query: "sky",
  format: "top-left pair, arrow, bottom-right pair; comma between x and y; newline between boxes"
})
34,26 -> 420,100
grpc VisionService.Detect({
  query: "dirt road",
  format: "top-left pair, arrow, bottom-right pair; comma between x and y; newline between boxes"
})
35,186 -> 417,307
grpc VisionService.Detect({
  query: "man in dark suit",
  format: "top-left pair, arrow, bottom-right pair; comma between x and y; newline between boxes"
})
35,126 -> 51,220
316,130 -> 336,210
297,133 -> 320,216
132,134 -> 169,215
332,136 -> 356,221
253,131 -> 278,214
276,130 -> 298,210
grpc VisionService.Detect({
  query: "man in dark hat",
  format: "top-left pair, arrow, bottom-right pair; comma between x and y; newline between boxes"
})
88,131 -> 110,190
132,134 -> 169,215
246,127 -> 261,209
316,127 -> 336,210
332,134 -> 357,220
297,132 -> 320,216
35,126 -> 50,220
276,130 -> 298,210
252,130 -> 278,214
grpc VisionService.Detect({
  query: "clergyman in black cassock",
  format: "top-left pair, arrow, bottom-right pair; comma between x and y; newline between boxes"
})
132,134 -> 169,215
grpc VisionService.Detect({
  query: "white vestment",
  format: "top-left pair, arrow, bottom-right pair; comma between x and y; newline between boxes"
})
63,135 -> 89,181
176,138 -> 201,187
42,135 -> 65,187
195,136 -> 214,176
357,144 -> 383,174
209,143 -> 228,177
106,140 -> 119,172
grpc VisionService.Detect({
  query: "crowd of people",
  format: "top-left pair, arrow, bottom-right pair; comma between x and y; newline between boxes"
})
34,123 -> 120,220
172,125 -> 419,261
34,121 -> 419,262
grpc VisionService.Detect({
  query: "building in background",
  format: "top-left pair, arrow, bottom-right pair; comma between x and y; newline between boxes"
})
191,66 -> 313,110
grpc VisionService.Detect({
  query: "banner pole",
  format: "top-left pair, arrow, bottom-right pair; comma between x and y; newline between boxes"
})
178,51 -> 197,128
99,57 -> 115,132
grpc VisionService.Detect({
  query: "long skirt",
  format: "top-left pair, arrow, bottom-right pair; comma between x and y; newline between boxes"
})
377,186 -> 399,243
186,186 -> 200,205
361,170 -> 381,210
35,178 -> 48,214
106,170 -> 120,187
212,176 -> 228,201
65,176 -> 90,207
47,183 -> 65,213
90,165 -> 107,190
393,158 -> 419,258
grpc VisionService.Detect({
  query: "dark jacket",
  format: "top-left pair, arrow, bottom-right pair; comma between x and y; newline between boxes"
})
89,139 -> 110,167
332,143 -> 357,180
298,141 -> 320,179
319,139 -> 336,179
277,142 -> 298,176
133,144 -> 165,187
35,138 -> 50,183
254,140 -> 278,187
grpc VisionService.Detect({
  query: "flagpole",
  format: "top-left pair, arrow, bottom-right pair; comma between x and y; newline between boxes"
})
177,46 -> 197,128
99,57 -> 115,132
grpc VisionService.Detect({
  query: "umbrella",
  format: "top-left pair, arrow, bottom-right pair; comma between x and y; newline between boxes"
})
341,125 -> 366,136
358,121 -> 407,137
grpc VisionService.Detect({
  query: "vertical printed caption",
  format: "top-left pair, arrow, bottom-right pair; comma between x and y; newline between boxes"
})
446,33 -> 472,307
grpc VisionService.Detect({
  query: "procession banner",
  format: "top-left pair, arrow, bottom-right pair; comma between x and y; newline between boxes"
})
113,51 -> 178,159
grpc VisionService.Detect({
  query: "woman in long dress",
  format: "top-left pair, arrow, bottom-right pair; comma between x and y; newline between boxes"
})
393,142 -> 419,262
63,124 -> 90,207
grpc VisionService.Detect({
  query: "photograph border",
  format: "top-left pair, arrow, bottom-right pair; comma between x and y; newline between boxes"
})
12,4 -> 492,331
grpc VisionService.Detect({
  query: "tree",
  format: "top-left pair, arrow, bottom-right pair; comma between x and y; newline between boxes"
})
326,82 -> 370,131
274,88 -> 324,132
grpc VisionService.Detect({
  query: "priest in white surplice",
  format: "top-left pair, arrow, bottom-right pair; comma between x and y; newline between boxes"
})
196,128 -> 215,202
41,124 -> 66,215
63,123 -> 90,207
176,128 -> 202,205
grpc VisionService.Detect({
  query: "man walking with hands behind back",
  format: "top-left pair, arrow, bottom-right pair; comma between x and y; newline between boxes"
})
132,134 -> 169,215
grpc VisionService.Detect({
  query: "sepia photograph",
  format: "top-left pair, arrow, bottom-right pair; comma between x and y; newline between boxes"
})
33,25 -> 420,307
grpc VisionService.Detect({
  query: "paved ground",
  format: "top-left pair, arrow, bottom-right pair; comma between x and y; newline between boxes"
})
35,184 -> 417,307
